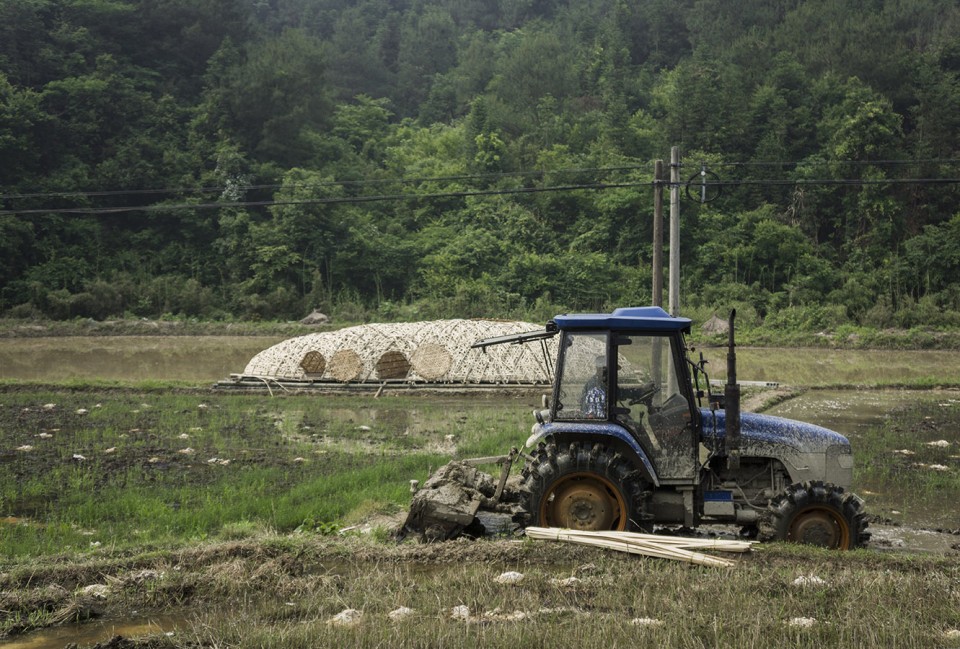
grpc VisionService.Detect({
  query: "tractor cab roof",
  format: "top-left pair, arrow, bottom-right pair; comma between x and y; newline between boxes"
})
470,307 -> 691,351
551,306 -> 691,333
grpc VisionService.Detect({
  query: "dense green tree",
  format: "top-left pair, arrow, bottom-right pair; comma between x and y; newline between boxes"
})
209,29 -> 332,167
0,0 -> 959,327
0,72 -> 44,185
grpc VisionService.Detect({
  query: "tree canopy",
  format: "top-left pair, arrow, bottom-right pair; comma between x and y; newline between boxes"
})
1,0 -> 959,330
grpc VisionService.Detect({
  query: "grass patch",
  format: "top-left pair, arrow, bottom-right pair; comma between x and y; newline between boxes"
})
3,536 -> 960,647
1,386 -> 960,646
0,390 -> 532,560
855,399 -> 960,529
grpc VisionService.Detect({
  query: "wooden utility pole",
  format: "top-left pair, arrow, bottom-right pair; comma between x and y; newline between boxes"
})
652,159 -> 664,307
668,146 -> 681,316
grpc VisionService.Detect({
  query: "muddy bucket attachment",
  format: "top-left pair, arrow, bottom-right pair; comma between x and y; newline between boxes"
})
401,449 -> 519,541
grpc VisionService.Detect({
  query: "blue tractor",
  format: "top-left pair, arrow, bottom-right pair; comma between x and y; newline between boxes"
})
404,307 -> 869,550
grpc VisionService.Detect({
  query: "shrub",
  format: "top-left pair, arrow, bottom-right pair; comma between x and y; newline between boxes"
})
762,304 -> 848,332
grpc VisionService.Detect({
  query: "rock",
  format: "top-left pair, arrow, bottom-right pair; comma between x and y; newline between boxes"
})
494,571 -> 524,585
700,314 -> 729,335
388,607 -> 415,621
788,617 -> 817,628
402,461 -> 497,541
328,608 -> 362,627
81,584 -> 110,599
550,576 -> 581,588
300,310 -> 330,325
791,575 -> 827,587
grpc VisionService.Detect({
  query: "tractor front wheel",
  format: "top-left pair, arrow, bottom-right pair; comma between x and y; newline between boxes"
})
520,440 -> 648,532
767,481 -> 869,550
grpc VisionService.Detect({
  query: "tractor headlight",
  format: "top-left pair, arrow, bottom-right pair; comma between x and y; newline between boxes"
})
827,443 -> 854,468
826,444 -> 854,487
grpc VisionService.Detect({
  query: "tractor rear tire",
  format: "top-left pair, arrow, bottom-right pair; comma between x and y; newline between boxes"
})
519,439 -> 648,532
767,481 -> 870,550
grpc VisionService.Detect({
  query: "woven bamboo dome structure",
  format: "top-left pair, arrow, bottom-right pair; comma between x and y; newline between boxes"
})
240,319 -> 559,385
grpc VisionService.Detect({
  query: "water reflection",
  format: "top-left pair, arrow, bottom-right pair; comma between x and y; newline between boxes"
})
0,337 -> 284,382
3,337 -> 959,386
764,389 -> 950,438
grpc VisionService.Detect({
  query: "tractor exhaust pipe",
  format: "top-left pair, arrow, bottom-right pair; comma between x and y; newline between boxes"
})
725,309 -> 741,470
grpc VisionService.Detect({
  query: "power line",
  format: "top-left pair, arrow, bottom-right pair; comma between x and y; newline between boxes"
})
0,181 -> 648,216
709,157 -> 960,169
3,169 -> 960,217
0,165 -> 650,203
3,157 -> 960,204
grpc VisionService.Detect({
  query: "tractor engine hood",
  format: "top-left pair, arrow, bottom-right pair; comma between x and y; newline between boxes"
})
700,409 -> 855,487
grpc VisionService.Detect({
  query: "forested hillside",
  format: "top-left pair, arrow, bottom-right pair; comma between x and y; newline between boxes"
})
1,0 -> 959,331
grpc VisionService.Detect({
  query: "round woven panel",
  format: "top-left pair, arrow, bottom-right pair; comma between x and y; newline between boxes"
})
299,350 -> 326,376
410,343 -> 452,380
328,349 -> 363,382
376,350 -> 411,380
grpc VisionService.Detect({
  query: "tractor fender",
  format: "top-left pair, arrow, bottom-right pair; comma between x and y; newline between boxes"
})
525,421 -> 660,487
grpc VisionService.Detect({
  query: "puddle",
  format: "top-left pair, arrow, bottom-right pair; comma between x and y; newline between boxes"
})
869,524 -> 960,554
697,347 -> 960,386
0,336 -> 285,382
763,389 -> 955,438
3,614 -> 186,649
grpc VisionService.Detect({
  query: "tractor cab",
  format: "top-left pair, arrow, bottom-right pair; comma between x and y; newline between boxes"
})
547,308 -> 699,484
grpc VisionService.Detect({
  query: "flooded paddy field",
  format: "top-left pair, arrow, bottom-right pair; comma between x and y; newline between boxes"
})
3,336 -> 960,386
0,336 -> 288,383
1,337 -> 959,648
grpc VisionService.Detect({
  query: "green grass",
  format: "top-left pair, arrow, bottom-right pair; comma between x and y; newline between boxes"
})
3,386 -> 958,559
2,386 -> 960,647
854,399 -> 960,528
0,389 -> 532,559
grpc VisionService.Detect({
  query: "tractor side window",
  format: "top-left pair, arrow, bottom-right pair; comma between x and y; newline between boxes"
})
555,332 -> 608,419
614,335 -> 693,477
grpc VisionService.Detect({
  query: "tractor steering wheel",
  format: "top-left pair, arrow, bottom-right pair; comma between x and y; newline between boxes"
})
622,382 -> 658,406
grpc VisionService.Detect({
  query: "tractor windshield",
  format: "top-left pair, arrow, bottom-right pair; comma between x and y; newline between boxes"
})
613,333 -> 696,480
552,329 -> 696,479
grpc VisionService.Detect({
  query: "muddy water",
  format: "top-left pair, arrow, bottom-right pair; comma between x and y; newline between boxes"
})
763,388 -> 952,438
4,615 -> 185,649
697,346 -> 960,386
0,336 -> 960,385
0,336 -> 285,382
2,337 -> 960,385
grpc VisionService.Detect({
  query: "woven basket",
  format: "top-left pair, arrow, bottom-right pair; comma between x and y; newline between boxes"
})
299,350 -> 326,376
376,350 -> 411,380
410,343 -> 452,380
328,349 -> 363,382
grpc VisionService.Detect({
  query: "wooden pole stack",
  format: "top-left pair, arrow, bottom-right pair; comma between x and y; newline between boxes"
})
525,527 -> 754,568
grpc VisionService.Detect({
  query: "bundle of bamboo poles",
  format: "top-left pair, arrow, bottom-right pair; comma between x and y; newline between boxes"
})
525,527 -> 755,568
